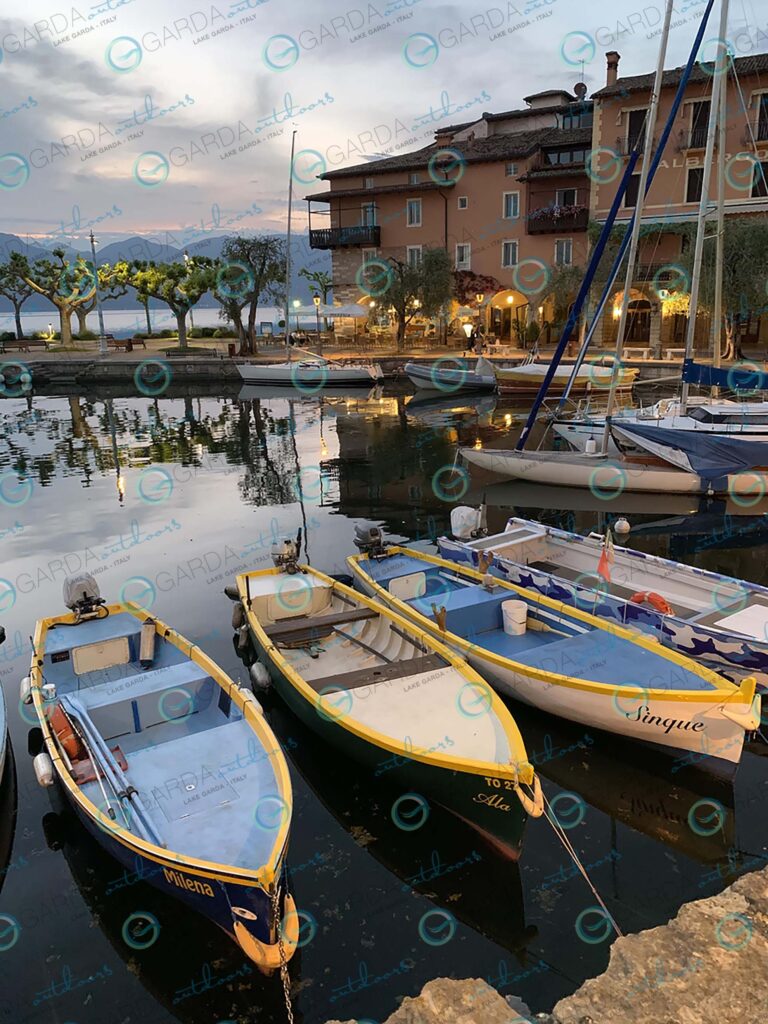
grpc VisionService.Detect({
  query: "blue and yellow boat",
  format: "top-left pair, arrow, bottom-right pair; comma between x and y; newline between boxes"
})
26,576 -> 297,970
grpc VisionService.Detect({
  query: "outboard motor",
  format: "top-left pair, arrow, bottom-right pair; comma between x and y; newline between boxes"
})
450,505 -> 487,540
353,525 -> 387,558
63,573 -> 106,621
271,538 -> 300,575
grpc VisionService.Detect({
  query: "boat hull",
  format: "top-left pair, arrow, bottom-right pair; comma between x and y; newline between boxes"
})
403,362 -> 496,394
555,417 -> 768,454
249,632 -> 528,851
237,361 -> 380,387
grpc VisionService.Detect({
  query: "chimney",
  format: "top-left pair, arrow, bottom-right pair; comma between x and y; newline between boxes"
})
606,51 -> 621,87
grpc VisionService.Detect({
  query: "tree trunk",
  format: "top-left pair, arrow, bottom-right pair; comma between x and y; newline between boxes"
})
59,309 -> 73,346
75,307 -> 89,336
176,311 -> 188,350
397,314 -> 406,352
144,302 -> 152,336
231,307 -> 248,355
722,317 -> 736,362
69,397 -> 86,438
13,301 -> 23,340
247,300 -> 259,353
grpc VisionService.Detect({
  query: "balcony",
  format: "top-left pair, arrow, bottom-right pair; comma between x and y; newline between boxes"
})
527,205 -> 589,235
675,127 -> 710,151
615,134 -> 657,156
742,120 -> 768,144
309,225 -> 381,250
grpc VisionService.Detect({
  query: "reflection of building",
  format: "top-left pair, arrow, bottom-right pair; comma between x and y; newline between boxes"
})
306,49 -> 768,350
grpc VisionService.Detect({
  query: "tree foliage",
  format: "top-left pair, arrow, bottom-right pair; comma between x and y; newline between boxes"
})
216,236 -> 286,354
131,257 -> 215,350
374,249 -> 453,350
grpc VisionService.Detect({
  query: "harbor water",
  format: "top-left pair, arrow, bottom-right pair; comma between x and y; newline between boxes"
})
1,385 -> 767,1024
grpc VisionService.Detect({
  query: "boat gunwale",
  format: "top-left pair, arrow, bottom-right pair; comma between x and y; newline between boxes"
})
30,604 -> 291,887
346,547 -> 757,709
236,566 -> 534,785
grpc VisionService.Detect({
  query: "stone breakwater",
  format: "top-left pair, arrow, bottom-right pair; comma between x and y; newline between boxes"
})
326,862 -> 768,1024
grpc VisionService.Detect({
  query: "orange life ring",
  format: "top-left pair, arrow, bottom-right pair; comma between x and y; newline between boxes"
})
47,705 -> 85,762
629,591 -> 674,616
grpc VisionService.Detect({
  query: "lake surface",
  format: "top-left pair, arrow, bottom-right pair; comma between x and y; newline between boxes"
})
1,385 -> 767,1024
2,307 -> 288,340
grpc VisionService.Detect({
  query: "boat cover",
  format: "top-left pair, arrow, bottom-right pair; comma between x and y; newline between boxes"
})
612,422 -> 768,486
682,359 -> 768,392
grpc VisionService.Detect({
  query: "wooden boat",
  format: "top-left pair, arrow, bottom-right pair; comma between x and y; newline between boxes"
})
493,360 -> 638,395
235,562 -> 543,850
347,545 -> 760,778
404,357 -> 497,393
25,576 -> 297,970
438,515 -> 768,688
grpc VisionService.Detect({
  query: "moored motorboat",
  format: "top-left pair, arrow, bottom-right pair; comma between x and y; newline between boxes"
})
24,575 -> 297,970
404,357 -> 496,394
237,352 -> 382,389
346,538 -> 759,778
235,543 -> 543,851
438,513 -> 768,687
493,360 -> 638,395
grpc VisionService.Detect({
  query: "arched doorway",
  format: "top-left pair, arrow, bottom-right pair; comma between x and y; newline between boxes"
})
627,299 -> 652,343
489,289 -> 528,344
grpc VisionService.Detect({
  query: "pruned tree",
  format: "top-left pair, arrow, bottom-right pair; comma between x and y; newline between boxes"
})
131,257 -> 215,350
374,249 -> 453,351
215,236 -> 286,355
0,262 -> 34,339
73,260 -> 131,336
9,249 -> 97,345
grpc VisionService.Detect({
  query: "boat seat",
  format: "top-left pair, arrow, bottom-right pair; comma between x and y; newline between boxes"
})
310,653 -> 446,692
264,607 -> 378,644
413,586 -> 508,637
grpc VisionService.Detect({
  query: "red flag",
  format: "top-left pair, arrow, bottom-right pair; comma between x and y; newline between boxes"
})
597,528 -> 614,582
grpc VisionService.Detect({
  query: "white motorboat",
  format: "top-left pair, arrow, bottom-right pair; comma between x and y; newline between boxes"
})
404,357 -> 496,393
237,354 -> 382,390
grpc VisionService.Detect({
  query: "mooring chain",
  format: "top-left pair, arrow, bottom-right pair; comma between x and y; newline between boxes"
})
271,885 -> 295,1024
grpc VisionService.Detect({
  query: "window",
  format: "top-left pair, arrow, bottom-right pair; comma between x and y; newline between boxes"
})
686,167 -> 704,204
363,176 -> 374,189
545,148 -> 587,166
503,192 -> 520,219
627,108 -> 647,151
361,202 -> 377,226
556,188 -> 577,207
562,106 -> 594,130
406,198 -> 422,226
555,239 -> 573,266
409,172 -> 420,184
759,95 -> 768,142
690,101 -> 710,148
751,162 -> 768,198
505,162 -> 518,177
455,243 -> 471,270
406,245 -> 422,267
457,196 -> 468,209
501,240 -> 518,268
624,173 -> 641,208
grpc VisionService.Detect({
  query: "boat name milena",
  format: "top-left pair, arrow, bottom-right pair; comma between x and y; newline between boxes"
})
626,705 -> 705,735
163,867 -> 215,897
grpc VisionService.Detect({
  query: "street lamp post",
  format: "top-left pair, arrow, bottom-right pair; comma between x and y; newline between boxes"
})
313,292 -> 322,353
292,298 -> 301,336
89,230 -> 108,358
183,251 -> 194,330
507,295 -> 515,345
475,292 -> 485,343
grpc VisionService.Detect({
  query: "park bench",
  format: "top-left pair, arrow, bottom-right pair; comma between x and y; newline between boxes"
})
623,346 -> 652,360
0,337 -> 57,353
664,347 -> 686,361
163,347 -> 221,358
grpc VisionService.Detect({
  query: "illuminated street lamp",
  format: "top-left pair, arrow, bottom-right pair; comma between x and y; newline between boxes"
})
89,231 -> 108,357
292,298 -> 301,332
507,294 -> 515,344
313,292 -> 322,352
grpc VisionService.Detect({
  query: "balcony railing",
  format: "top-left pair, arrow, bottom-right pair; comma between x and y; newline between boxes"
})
527,205 -> 589,235
742,119 -> 768,144
309,225 -> 381,249
676,127 -> 710,151
615,134 -> 659,156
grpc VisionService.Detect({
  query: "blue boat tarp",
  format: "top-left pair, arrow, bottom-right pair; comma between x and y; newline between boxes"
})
612,422 -> 768,485
682,359 -> 768,392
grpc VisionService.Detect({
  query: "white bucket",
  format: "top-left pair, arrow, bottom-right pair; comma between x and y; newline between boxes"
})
502,599 -> 527,636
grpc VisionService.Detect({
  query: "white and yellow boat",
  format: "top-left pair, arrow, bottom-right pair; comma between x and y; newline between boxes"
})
236,560 -> 543,850
347,545 -> 759,778
494,360 -> 638,395
24,575 -> 297,970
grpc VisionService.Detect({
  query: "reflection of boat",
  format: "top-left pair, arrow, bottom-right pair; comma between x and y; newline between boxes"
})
237,556 -> 540,851
40,788 -> 293,1024
467,480 -> 706,517
0,744 -> 18,898
28,576 -> 296,969
515,702 -> 735,866
238,384 -> 382,402
404,392 -> 497,424
263,695 -> 536,954
439,515 -> 768,686
348,545 -> 760,778
404,358 -> 496,393
237,355 -> 382,388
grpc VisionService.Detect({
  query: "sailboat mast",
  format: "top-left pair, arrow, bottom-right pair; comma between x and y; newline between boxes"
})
285,129 -> 297,361
680,0 -> 730,414
711,39 -> 729,395
600,0 -> 675,454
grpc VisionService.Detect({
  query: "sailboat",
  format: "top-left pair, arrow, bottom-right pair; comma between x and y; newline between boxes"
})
237,131 -> 381,389
0,626 -> 6,789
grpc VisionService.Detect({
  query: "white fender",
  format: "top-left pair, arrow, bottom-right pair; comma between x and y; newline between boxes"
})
249,662 -> 272,692
33,753 -> 55,787
232,603 -> 245,630
20,676 -> 32,706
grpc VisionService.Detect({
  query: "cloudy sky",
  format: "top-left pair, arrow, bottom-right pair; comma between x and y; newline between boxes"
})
0,0 -> 763,247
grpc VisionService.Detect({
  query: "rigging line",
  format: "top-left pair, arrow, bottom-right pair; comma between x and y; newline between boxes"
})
731,55 -> 767,194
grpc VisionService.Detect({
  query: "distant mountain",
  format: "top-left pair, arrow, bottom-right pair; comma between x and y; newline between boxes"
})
0,232 -> 330,312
